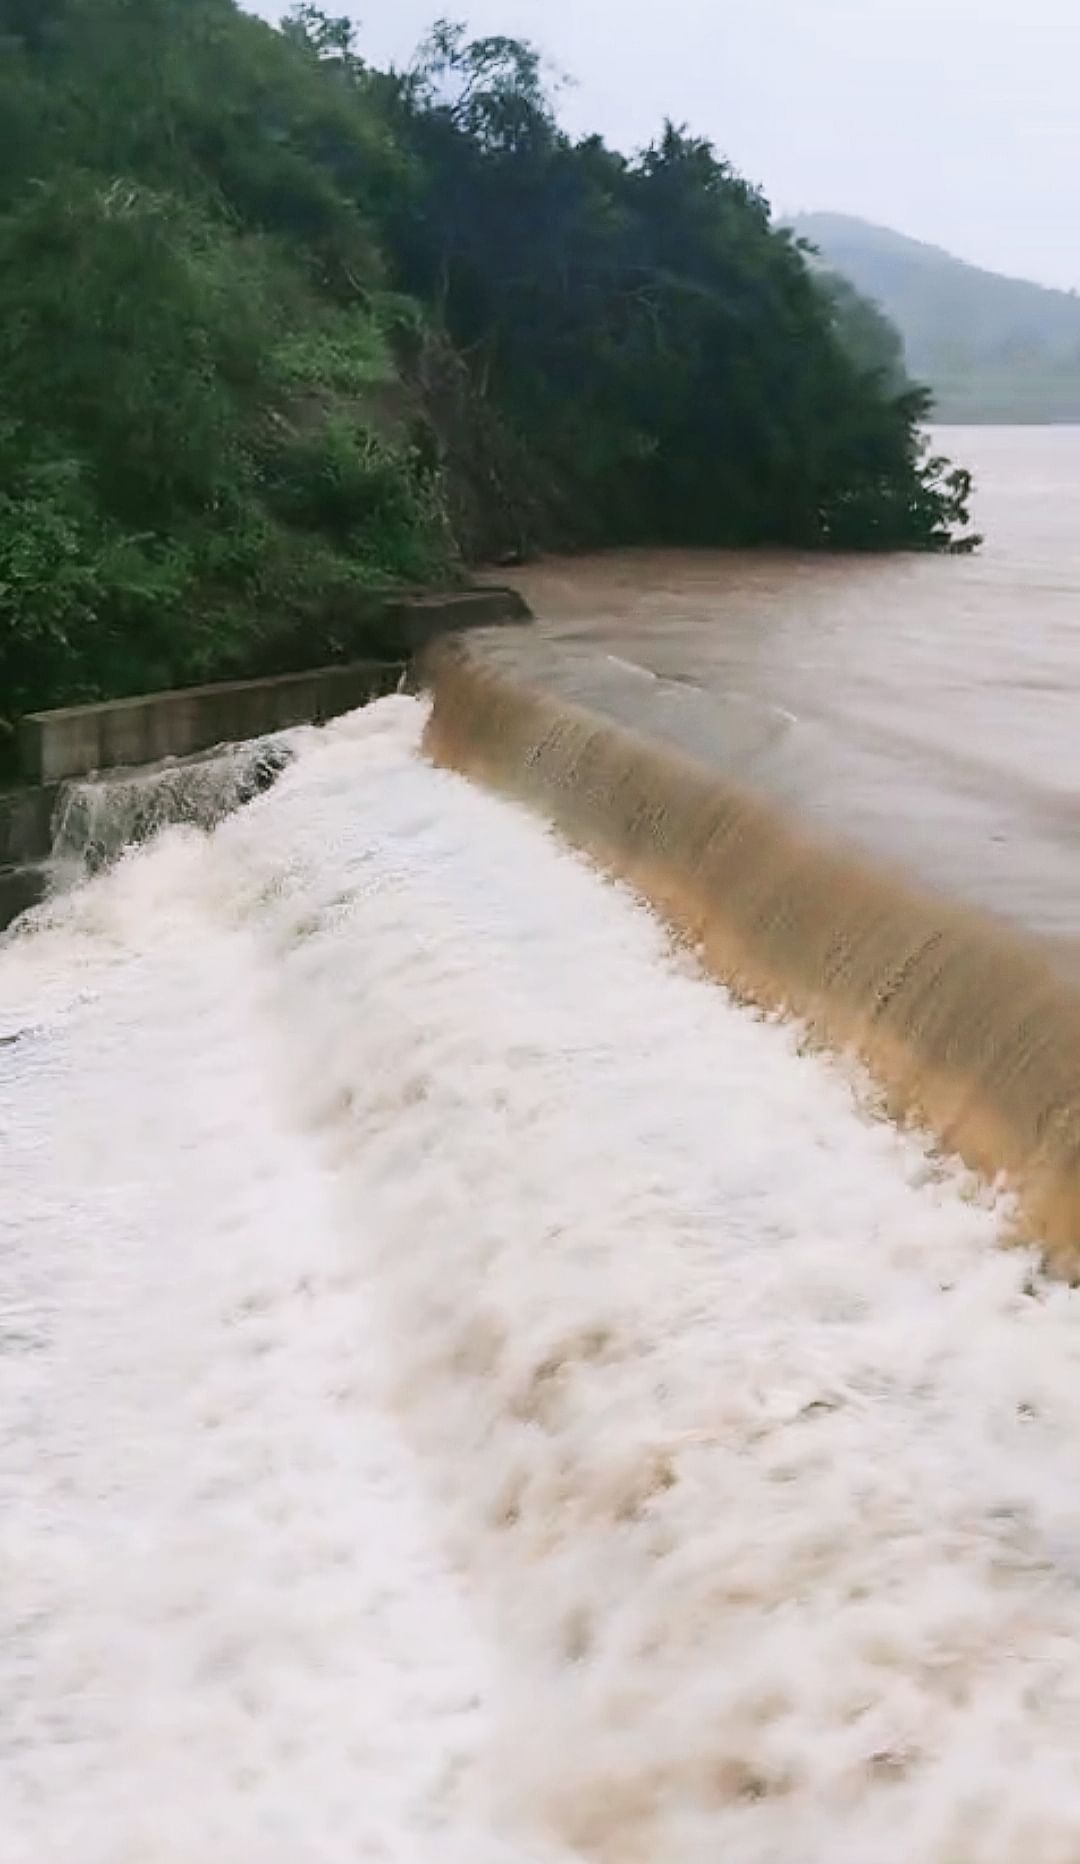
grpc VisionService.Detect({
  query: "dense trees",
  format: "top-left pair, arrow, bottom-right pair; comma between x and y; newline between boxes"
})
0,0 -> 973,727
382,30 -> 974,553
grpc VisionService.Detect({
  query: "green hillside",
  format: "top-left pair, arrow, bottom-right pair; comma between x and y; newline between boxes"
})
793,213 -> 1080,423
0,4 -> 973,729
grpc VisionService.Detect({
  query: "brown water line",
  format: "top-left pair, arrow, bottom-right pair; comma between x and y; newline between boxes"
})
423,637 -> 1080,1276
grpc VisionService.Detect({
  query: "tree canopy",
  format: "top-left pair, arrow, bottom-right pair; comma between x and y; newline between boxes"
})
0,0 -> 974,728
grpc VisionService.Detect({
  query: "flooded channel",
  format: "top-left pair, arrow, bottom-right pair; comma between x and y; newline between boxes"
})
503,427 -> 1080,962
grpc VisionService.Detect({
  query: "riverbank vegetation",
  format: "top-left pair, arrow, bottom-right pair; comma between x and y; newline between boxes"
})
0,0 -> 974,724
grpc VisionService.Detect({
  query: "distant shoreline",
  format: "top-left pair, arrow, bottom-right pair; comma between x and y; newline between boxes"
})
934,414 -> 1080,427
796,213 -> 1080,436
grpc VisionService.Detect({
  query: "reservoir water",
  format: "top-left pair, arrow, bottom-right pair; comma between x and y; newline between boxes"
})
505,427 -> 1080,961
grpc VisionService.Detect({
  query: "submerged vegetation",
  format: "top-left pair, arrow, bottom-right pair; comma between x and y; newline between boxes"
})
0,0 -> 974,723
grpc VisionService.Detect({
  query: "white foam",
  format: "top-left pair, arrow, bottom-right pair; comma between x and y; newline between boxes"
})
0,816 -> 556,1864
5,695 -> 1080,1861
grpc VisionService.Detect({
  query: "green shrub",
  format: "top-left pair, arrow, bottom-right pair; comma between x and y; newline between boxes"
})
261,417 -> 449,580
0,449 -> 193,718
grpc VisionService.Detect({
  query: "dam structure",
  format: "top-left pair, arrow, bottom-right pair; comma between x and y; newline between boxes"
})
5,588 -> 1080,1861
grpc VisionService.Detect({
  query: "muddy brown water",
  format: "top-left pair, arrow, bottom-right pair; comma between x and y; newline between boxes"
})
496,427 -> 1080,971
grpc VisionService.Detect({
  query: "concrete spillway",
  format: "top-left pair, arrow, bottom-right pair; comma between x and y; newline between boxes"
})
425,632 -> 1080,1275
6,679 -> 1080,1859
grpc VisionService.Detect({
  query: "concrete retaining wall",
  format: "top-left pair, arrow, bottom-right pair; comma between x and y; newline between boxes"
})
19,661 -> 403,785
383,587 -> 531,653
16,588 -> 530,784
0,586 -> 530,932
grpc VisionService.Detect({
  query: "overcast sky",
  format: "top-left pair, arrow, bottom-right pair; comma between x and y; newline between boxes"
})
252,0 -> 1080,291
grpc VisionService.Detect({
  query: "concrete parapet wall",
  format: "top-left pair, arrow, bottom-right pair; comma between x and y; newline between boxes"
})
424,638 -> 1080,1275
18,661 -> 403,785
385,587 -> 531,653
15,588 -> 530,784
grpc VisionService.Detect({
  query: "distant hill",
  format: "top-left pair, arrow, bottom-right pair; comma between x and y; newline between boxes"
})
792,212 -> 1080,423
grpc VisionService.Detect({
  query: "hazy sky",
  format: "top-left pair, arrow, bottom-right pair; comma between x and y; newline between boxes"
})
252,0 -> 1080,291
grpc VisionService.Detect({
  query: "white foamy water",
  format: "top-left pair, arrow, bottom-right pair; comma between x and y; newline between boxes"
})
0,813 -> 552,1864
5,696 -> 1080,1863
49,732 -> 298,880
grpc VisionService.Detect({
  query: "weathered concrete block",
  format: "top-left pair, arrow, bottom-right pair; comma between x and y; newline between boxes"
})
0,785 -> 58,865
12,587 -> 532,783
18,661 -> 404,784
388,588 -> 532,655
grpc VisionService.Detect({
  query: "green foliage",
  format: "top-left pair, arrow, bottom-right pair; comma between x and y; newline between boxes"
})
0,0 -> 973,721
0,0 -> 454,719
0,176 -> 260,527
0,444 -> 192,714
379,34 -> 972,553
262,418 -> 448,579
405,19 -> 557,152
273,313 -> 392,396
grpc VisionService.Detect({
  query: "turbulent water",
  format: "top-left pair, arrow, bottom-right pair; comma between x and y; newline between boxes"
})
49,735 -> 297,879
503,427 -> 1080,965
7,697 -> 1080,1861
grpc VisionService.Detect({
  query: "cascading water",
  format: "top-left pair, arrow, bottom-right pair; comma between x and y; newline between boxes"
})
423,632 -> 1080,1269
47,734 -> 298,882
7,692 -> 1080,1862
